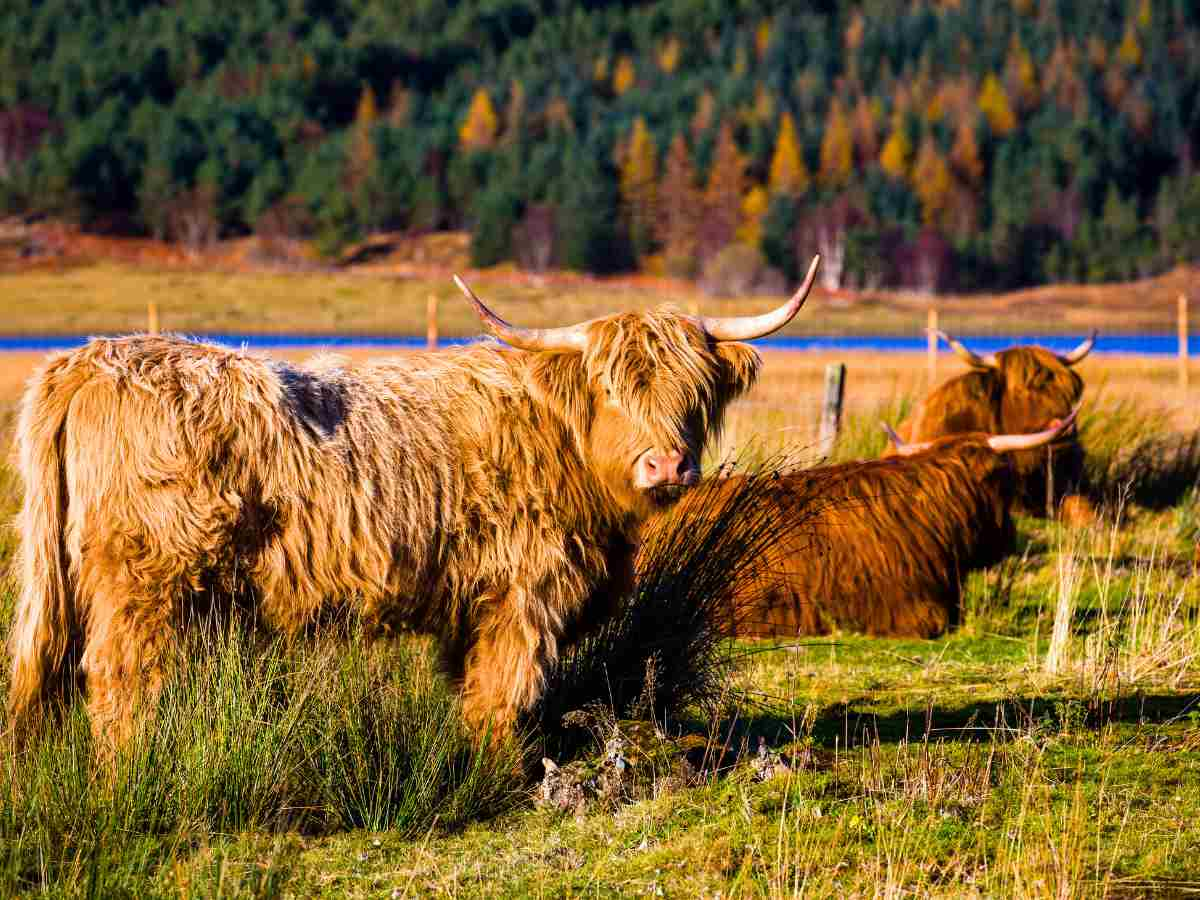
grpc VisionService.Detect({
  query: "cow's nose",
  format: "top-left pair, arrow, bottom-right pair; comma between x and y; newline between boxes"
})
639,449 -> 695,487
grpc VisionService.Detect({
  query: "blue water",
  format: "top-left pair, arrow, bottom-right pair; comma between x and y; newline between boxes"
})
0,332 -> 1191,355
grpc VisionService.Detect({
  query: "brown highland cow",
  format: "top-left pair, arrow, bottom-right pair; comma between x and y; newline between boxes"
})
889,329 -> 1094,515
682,413 -> 1075,639
8,257 -> 820,748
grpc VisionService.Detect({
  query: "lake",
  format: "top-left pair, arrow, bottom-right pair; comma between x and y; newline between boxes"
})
0,333 -> 1191,355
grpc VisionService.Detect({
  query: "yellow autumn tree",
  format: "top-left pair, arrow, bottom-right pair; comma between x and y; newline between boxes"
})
619,117 -> 659,257
1005,35 -> 1039,112
750,84 -> 774,124
853,95 -> 880,165
346,84 -> 377,192
658,133 -> 702,271
879,111 -> 912,180
911,135 -> 953,226
949,118 -> 983,186
657,37 -> 681,73
503,79 -> 525,142
819,99 -> 854,187
755,20 -> 771,59
738,184 -> 769,247
386,80 -> 411,126
613,55 -> 636,95
459,88 -> 498,150
691,90 -> 716,137
978,73 -> 1016,136
703,121 -> 746,253
1116,24 -> 1142,68
769,112 -> 809,196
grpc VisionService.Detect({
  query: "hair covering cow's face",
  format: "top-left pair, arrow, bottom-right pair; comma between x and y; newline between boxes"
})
573,314 -> 760,513
932,330 -> 1093,435
455,257 -> 820,515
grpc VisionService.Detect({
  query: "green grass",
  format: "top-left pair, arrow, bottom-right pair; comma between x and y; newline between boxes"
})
0,387 -> 1198,897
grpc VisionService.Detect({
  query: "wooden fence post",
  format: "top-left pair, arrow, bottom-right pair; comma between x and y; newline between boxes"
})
1045,444 -> 1055,520
817,362 -> 846,461
427,294 -> 439,351
926,307 -> 938,385
1180,293 -> 1190,391
147,301 -> 159,335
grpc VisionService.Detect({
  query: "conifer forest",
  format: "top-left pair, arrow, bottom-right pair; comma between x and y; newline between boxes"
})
2,0 -> 1199,291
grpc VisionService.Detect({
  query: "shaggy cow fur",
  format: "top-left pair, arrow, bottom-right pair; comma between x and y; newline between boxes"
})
680,433 -> 1030,639
9,314 -> 762,748
891,342 -> 1088,514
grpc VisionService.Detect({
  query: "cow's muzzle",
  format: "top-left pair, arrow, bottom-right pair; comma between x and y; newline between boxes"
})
635,448 -> 699,491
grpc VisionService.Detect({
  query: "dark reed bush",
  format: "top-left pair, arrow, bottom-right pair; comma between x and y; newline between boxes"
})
529,461 -> 834,759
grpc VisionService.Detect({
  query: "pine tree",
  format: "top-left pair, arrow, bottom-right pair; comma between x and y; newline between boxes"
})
978,73 -> 1017,135
702,122 -> 746,254
769,112 -> 809,196
619,117 -> 658,258
459,88 -> 498,150
658,133 -> 702,273
879,111 -> 912,180
819,98 -> 854,187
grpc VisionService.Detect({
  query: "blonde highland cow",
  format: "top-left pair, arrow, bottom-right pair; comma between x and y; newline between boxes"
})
9,258 -> 820,749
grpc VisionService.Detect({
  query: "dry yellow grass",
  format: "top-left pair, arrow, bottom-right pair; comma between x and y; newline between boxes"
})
0,347 -> 1190,469
0,258 -> 1192,337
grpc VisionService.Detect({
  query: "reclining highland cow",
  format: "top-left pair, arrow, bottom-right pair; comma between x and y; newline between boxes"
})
8,257 -> 820,748
889,330 -> 1094,515
671,412 -> 1075,639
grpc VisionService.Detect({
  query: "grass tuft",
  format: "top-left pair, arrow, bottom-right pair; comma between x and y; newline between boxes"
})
530,463 -> 809,759
0,620 -> 521,895
1081,399 -> 1200,509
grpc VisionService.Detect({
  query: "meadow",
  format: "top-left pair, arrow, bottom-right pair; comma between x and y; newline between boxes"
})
0,292 -> 1196,896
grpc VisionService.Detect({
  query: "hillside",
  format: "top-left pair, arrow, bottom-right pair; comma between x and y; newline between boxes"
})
1,0 -> 1199,296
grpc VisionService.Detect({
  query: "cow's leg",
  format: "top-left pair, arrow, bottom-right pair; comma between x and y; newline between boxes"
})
78,561 -> 179,753
459,588 -> 561,742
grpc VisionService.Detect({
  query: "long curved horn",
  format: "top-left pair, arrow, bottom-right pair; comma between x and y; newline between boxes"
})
453,275 -> 590,352
987,407 -> 1080,454
699,255 -> 820,342
928,328 -> 996,368
880,422 -> 935,457
1058,330 -> 1097,366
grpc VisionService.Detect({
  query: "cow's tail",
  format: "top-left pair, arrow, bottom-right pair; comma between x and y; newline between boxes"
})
8,354 -> 85,742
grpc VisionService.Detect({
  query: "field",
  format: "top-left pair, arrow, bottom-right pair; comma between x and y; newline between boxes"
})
0,237 -> 1196,337
0,284 -> 1197,896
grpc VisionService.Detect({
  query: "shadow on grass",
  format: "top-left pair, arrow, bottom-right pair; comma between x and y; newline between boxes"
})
734,690 -> 1200,756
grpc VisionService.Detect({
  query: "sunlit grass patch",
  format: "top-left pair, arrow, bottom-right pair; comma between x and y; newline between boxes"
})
0,625 -> 521,895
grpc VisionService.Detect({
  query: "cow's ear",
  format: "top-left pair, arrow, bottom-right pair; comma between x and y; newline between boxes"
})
528,350 -> 593,426
713,342 -> 762,402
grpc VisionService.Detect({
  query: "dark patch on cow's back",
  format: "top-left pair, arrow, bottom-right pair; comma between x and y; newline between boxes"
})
272,363 -> 349,440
